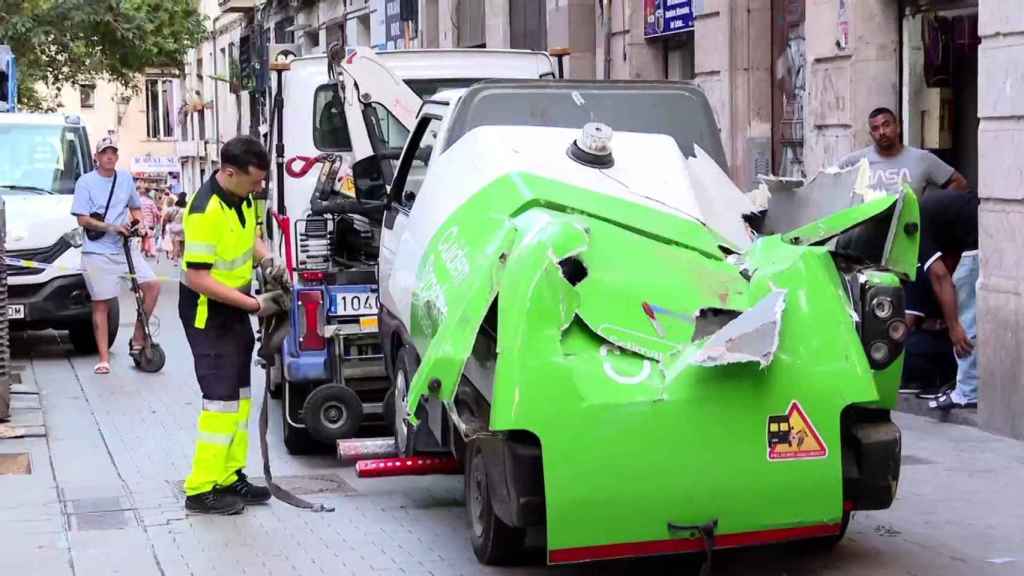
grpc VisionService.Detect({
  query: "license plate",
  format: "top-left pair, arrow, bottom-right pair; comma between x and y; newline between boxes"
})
330,288 -> 380,317
7,305 -> 25,320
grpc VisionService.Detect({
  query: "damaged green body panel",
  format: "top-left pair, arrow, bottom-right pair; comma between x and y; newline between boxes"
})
402,172 -> 917,559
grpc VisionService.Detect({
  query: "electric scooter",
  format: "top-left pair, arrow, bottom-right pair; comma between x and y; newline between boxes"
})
124,228 -> 165,373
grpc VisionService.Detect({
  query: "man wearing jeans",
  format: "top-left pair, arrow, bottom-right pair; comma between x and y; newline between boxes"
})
902,187 -> 979,409
71,136 -> 161,374
934,245 -> 980,410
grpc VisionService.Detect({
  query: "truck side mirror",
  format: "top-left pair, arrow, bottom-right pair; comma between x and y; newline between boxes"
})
351,155 -> 386,202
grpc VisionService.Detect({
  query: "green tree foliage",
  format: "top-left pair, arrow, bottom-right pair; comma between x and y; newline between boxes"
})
0,0 -> 207,110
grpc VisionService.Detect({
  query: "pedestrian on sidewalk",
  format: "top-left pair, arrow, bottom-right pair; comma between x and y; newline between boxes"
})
71,136 -> 161,375
138,186 -> 160,258
903,187 -> 979,406
839,107 -> 969,197
178,136 -> 289,515
929,189 -> 980,411
161,193 -> 186,262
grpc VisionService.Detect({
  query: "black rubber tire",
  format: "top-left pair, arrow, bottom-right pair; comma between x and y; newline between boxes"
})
393,347 -> 417,456
135,343 -> 165,373
282,382 -> 316,455
268,354 -> 283,400
69,299 -> 119,354
465,439 -> 526,565
383,386 -> 396,434
301,384 -> 363,444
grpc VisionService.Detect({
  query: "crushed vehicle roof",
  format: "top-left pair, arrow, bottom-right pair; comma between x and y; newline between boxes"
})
442,80 -> 728,171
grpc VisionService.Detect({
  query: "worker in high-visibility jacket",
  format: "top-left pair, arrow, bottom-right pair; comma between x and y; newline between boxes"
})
179,136 -> 289,515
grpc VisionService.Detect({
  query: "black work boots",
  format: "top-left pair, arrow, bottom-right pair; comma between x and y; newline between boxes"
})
185,473 -> 271,514
185,490 -> 245,515
215,472 -> 272,504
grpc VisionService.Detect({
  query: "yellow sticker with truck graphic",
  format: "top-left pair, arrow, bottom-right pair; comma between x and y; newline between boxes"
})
767,401 -> 828,461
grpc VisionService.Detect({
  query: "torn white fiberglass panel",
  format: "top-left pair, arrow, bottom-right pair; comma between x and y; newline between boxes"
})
690,290 -> 787,368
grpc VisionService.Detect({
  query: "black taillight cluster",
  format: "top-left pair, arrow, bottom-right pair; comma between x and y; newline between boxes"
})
859,284 -> 907,370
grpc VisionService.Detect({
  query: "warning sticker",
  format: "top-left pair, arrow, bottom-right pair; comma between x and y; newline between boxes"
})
767,401 -> 828,461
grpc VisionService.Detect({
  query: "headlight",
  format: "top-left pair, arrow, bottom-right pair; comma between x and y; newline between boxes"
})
871,296 -> 894,319
62,227 -> 84,248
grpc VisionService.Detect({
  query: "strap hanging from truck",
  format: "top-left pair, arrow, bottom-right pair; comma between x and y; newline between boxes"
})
257,313 -> 335,513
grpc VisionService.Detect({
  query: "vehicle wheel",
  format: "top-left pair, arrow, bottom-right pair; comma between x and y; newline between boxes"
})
465,439 -> 526,565
135,343 -> 165,373
393,347 -> 416,456
69,299 -> 119,354
302,384 -> 363,444
268,354 -> 283,400
383,386 -> 396,434
282,382 -> 316,455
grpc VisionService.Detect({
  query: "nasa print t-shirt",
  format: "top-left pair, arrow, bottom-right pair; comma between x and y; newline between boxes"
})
839,146 -> 955,197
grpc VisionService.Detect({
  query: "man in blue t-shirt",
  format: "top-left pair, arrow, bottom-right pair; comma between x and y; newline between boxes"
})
71,136 -> 161,374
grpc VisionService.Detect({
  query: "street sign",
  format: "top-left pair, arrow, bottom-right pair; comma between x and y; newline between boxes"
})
643,0 -> 695,39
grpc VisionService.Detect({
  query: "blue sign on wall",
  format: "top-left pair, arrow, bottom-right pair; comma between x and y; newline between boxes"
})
643,0 -> 695,39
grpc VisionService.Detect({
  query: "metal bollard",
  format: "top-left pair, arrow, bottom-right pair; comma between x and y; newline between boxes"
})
0,197 -> 9,421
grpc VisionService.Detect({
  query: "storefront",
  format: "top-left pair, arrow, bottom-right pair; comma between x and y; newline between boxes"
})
643,0 -> 696,80
901,0 -> 980,190
130,154 -> 181,197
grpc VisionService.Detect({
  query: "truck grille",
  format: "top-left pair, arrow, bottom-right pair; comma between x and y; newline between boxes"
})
7,237 -> 72,277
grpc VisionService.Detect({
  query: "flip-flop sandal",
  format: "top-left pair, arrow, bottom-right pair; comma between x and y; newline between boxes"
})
94,362 -> 111,375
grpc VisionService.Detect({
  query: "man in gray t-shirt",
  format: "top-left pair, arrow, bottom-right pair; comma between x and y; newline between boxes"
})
838,107 -> 968,197
71,136 -> 160,374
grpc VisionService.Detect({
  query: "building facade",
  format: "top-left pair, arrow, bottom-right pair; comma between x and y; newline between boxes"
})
58,74 -> 181,190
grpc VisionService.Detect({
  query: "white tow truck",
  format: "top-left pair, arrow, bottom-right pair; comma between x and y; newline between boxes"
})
263,47 -> 557,453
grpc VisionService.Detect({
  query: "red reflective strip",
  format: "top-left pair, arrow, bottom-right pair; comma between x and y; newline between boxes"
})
355,456 -> 461,478
548,523 -> 843,564
844,500 -> 855,512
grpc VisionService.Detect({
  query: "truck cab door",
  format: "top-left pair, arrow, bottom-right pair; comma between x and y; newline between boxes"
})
379,114 -> 443,319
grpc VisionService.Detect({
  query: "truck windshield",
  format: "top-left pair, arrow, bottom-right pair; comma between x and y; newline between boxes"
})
0,124 -> 85,195
314,78 -> 485,154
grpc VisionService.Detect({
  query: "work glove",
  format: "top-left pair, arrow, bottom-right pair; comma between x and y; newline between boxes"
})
254,290 -> 291,318
259,256 -> 291,292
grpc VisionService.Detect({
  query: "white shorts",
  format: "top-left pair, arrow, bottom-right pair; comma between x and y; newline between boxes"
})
82,248 -> 156,301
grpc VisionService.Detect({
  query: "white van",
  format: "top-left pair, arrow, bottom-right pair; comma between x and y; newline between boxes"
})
1,112 -> 119,352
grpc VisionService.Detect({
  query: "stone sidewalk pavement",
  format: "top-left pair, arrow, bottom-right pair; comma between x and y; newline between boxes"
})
1,260 -> 1022,575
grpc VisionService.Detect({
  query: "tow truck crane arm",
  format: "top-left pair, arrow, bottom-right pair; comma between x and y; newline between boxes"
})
329,45 -> 422,164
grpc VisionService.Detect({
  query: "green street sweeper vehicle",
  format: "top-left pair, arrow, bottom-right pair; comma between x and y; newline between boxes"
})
360,80 -> 916,566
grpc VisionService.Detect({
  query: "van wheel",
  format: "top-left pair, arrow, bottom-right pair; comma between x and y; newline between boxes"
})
466,439 -> 526,565
302,384 -> 363,443
69,299 -> 119,354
